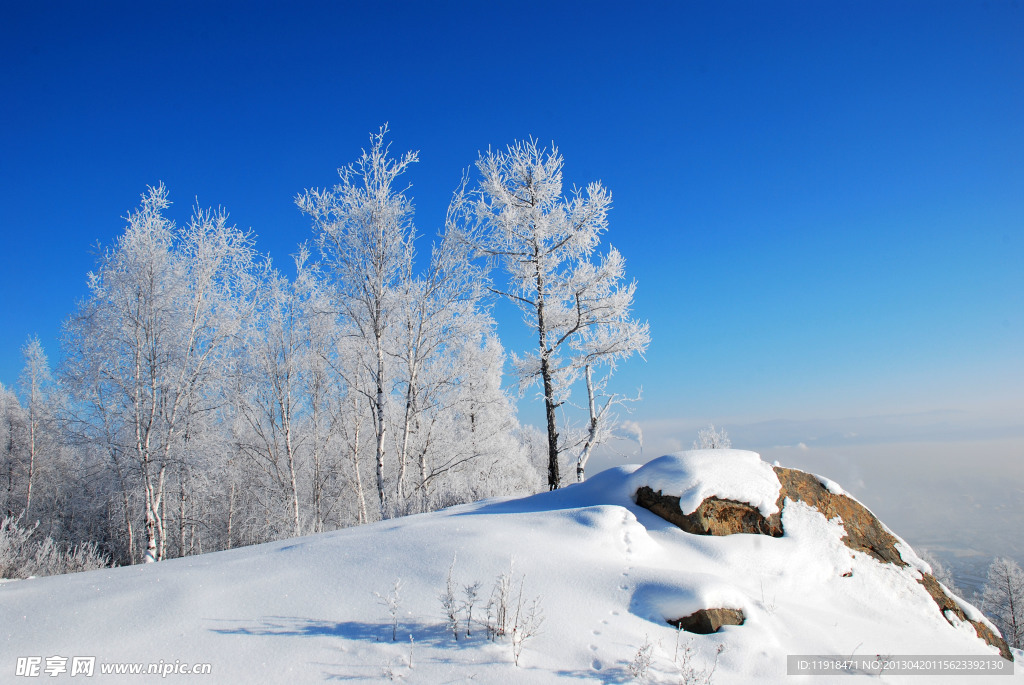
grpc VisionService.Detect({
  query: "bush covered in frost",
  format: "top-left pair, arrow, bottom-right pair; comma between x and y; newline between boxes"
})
0,516 -> 110,579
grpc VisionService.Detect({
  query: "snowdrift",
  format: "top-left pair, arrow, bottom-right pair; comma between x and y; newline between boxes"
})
2,450 -> 1019,683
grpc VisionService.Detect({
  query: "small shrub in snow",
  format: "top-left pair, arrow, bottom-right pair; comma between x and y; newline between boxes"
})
693,424 -> 731,450
374,578 -> 404,641
874,652 -> 894,677
674,628 -> 724,685
440,557 -> 459,639
510,578 -> 543,667
469,559 -> 544,666
628,635 -> 653,679
0,516 -> 36,578
438,555 -> 484,640
380,658 -> 398,681
462,580 -> 481,638
0,516 -> 109,579
485,562 -> 515,640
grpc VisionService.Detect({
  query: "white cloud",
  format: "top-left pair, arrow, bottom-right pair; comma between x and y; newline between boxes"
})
617,420 -> 644,449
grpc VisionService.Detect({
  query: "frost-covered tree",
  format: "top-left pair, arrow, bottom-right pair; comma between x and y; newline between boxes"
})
63,184 -> 255,562
295,252 -> 355,533
920,550 -> 959,596
298,127 -> 530,517
693,424 -> 731,450
982,556 -> 1024,649
297,126 -> 418,519
332,331 -> 376,525
3,130 -> 553,565
567,248 -> 649,481
438,331 -> 541,504
18,336 -> 54,517
231,259 -> 309,538
387,199 -> 505,509
467,139 -> 647,489
0,385 -> 26,519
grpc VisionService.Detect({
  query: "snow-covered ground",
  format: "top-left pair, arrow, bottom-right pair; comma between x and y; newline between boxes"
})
3,450 -> 1020,683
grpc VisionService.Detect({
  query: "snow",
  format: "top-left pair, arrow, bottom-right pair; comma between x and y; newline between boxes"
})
627,449 -> 782,517
815,473 -> 847,496
2,450 -> 1017,683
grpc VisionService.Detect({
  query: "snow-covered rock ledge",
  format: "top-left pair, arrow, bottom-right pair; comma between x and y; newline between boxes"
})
628,449 -> 1013,661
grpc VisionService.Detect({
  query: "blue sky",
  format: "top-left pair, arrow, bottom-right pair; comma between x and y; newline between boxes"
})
1,1 -> 1022,547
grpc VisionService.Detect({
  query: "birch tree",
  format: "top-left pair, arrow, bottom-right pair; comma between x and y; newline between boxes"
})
0,385 -> 25,519
439,330 -> 539,503
18,336 -> 54,517
297,126 -> 417,520
295,252 -> 351,532
468,139 -> 647,489
567,248 -> 649,481
232,261 -> 307,538
390,196 -> 492,508
63,184 -> 254,562
983,556 -> 1024,650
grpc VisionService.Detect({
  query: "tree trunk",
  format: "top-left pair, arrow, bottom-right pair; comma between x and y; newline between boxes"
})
226,480 -> 235,549
397,386 -> 415,503
25,408 -> 36,517
122,497 -> 135,565
374,337 -> 389,519
350,416 -> 368,525
156,466 -> 167,561
178,465 -> 187,557
541,358 -> 560,490
141,449 -> 161,563
5,419 -> 14,518
534,251 -> 560,490
283,405 -> 301,538
311,399 -> 323,534
577,365 -> 599,483
144,491 -> 158,563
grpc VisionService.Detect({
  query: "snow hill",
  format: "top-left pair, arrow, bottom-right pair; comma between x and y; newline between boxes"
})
3,450 -> 1020,683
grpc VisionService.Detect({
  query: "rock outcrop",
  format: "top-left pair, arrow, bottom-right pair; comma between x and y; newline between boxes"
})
634,488 -> 783,537
635,464 -> 1013,661
669,607 -> 745,634
772,467 -> 905,567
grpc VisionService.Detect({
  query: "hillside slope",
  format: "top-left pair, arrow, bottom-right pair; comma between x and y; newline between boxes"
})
2,450 -> 1019,683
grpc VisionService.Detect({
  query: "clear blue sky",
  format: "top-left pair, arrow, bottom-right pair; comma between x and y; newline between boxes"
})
1,1 -> 1021,467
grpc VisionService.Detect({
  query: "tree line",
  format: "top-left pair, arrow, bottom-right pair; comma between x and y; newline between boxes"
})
0,127 -> 648,567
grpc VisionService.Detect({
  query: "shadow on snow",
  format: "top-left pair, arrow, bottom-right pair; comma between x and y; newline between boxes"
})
209,615 -> 482,648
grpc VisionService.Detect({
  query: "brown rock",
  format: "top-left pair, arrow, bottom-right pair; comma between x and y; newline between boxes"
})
771,467 -> 905,566
918,573 -> 1013,662
669,607 -> 746,634
634,486 -> 782,537
633,464 -> 1013,660
771,467 -> 1011,660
